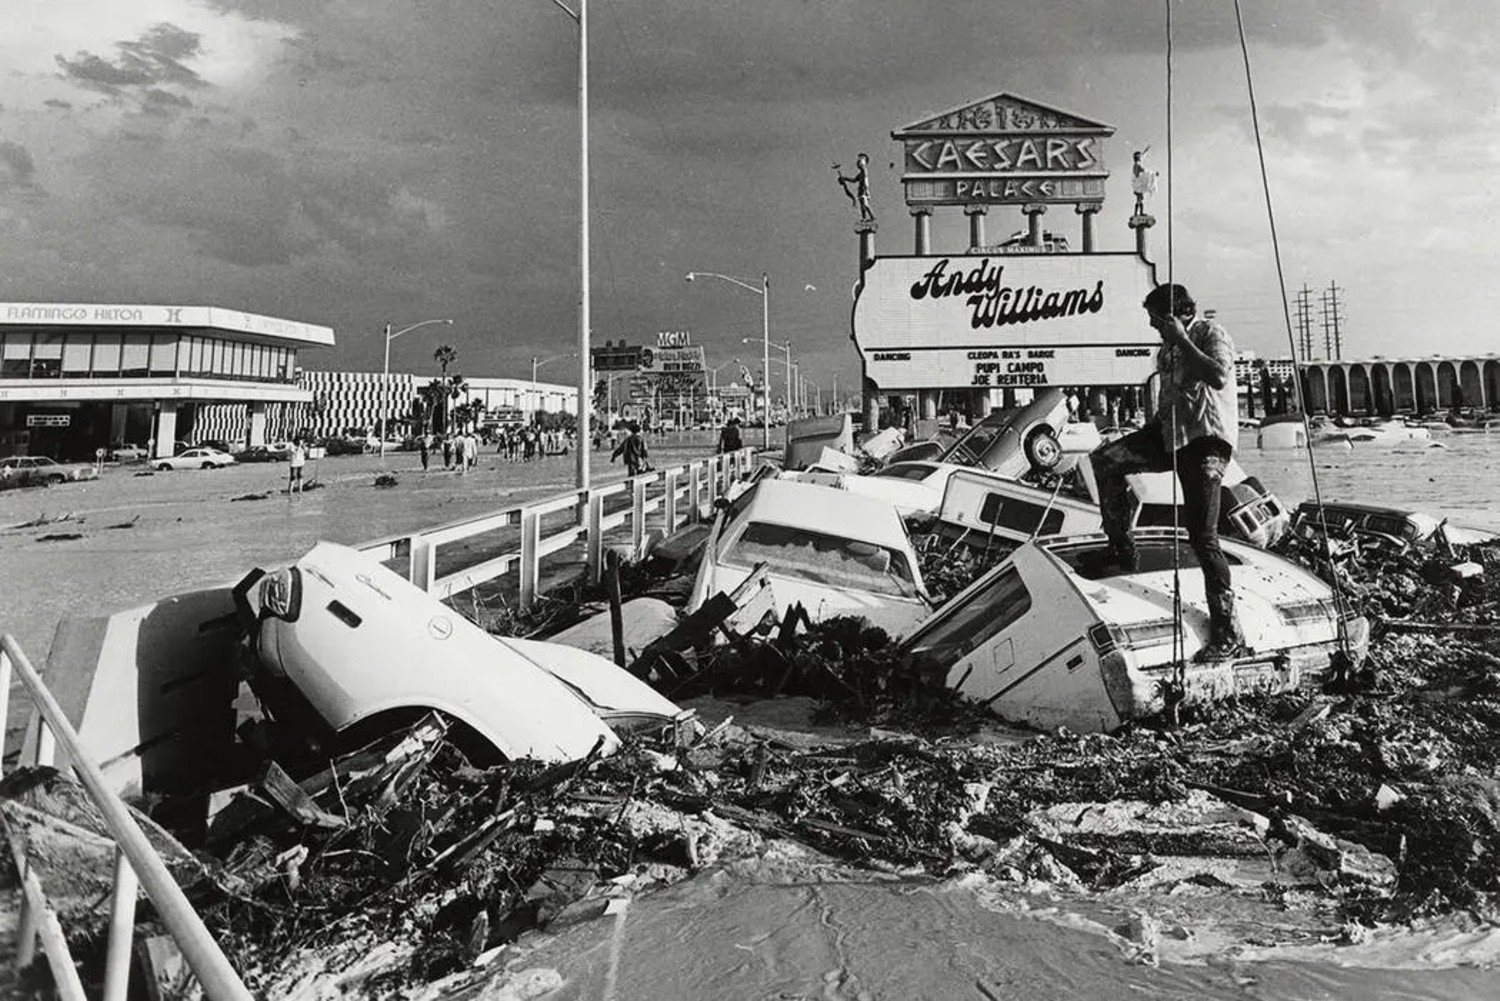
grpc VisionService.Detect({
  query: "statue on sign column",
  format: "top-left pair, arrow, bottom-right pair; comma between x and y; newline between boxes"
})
833,153 -> 875,222
1131,147 -> 1158,216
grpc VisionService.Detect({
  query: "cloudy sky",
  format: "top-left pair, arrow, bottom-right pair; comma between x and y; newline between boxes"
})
2,1 -> 1496,395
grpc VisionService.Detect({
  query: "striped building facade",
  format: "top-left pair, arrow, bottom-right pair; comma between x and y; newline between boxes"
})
190,369 -> 576,444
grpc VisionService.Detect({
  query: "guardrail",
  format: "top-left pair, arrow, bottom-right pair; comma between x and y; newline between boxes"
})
0,634 -> 254,1001
357,447 -> 757,608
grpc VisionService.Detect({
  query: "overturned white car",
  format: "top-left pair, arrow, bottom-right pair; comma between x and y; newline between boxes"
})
688,478 -> 934,639
904,529 -> 1367,733
234,541 -> 691,763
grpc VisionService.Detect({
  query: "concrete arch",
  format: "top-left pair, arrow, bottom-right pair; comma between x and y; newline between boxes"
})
1437,361 -> 1459,409
1415,363 -> 1437,414
1393,364 -> 1415,412
1459,360 -> 1484,409
1329,365 -> 1350,414
1348,365 -> 1371,414
1301,367 -> 1328,412
1371,365 -> 1394,416
1485,360 -> 1500,411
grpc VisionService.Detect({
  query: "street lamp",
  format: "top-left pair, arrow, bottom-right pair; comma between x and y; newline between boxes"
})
381,318 -> 452,462
531,353 -> 575,420
687,271 -> 771,447
742,337 -> 793,421
546,0 -> 591,489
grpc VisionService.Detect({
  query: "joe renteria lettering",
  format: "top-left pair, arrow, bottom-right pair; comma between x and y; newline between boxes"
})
908,258 -> 1105,329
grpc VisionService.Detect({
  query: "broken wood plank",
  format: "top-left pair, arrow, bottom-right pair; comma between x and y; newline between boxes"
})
257,761 -> 345,829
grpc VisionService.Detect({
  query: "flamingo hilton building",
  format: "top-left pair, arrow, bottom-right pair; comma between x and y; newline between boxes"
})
0,302 -> 333,459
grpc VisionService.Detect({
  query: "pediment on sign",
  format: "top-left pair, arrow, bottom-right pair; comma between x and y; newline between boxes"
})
892,93 -> 1114,137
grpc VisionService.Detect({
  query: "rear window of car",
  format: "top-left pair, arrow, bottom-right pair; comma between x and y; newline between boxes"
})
978,494 -> 1065,536
905,567 -> 1032,666
874,463 -> 937,481
723,521 -> 918,598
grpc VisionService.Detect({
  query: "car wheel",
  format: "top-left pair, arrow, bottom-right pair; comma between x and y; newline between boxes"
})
48,474 -> 66,485
202,461 -> 215,470
1024,427 -> 1062,470
157,463 -> 172,471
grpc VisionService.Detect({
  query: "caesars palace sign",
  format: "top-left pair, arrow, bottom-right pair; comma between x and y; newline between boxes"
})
852,254 -> 1159,391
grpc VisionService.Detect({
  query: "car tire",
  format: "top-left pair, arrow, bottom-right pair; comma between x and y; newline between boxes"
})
202,461 -> 215,470
48,474 -> 66,485
157,463 -> 172,471
1024,427 -> 1062,470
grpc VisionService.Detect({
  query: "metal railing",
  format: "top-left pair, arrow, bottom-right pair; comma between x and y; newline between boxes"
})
0,635 -> 255,1001
357,447 -> 756,607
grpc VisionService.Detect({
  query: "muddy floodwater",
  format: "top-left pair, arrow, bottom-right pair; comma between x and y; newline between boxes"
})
4,429 -> 1500,1000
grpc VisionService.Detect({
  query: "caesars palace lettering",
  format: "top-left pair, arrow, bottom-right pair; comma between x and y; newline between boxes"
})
909,258 -> 1104,329
905,137 -> 1099,174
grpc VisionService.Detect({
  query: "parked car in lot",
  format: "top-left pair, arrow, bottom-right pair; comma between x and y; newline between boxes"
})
156,447 -> 237,470
234,445 -> 289,463
233,542 -> 690,762
107,443 -> 149,461
0,455 -> 99,484
688,478 -> 934,639
903,529 -> 1368,733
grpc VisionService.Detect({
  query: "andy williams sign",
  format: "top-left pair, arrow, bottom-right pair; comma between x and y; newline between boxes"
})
852,253 -> 1159,391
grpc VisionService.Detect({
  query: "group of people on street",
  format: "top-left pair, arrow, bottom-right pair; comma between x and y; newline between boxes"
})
417,431 -> 482,473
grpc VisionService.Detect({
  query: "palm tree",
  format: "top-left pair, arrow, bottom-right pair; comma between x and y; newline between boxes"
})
433,344 -> 458,377
445,374 -> 469,433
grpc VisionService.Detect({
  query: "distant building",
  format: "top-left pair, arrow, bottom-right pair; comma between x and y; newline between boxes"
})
0,301 -> 331,459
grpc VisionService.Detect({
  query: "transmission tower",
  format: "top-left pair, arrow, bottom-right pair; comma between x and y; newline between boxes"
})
1292,284 -> 1314,360
1319,281 -> 1344,360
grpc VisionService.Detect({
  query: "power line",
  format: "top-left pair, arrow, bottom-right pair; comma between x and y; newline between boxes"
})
1292,284 -> 1314,361
1319,280 -> 1344,360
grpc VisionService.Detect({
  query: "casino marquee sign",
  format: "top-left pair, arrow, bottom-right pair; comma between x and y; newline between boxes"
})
852,253 -> 1159,391
893,92 -> 1113,208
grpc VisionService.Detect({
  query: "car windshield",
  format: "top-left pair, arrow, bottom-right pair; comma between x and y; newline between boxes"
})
723,521 -> 919,598
874,463 -> 937,482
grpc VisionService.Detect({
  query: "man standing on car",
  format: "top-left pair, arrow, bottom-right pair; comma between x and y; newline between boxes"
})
1089,283 -> 1241,661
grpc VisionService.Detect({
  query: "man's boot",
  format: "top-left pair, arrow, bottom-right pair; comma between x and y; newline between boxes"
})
1195,591 -> 1243,662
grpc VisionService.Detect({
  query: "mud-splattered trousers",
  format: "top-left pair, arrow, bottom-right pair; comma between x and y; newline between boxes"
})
1089,424 -> 1236,639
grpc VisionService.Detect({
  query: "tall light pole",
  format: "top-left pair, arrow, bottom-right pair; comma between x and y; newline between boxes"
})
687,271 -> 770,448
531,353 -> 574,420
549,0 -> 591,488
381,317 -> 452,462
747,338 -> 794,420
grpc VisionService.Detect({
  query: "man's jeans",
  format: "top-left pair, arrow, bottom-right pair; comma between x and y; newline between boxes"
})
1089,424 -> 1236,637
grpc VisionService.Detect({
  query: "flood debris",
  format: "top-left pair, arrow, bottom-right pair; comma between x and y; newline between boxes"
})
9,501 -> 1498,998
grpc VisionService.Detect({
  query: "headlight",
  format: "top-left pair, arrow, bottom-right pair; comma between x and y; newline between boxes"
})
259,567 -> 303,621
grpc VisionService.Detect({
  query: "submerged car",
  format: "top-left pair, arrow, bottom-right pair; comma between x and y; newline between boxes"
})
156,447 -> 237,470
688,478 -> 934,639
0,455 -> 99,483
904,530 -> 1368,733
234,541 -> 690,763
934,455 -> 1291,554
1290,500 -> 1498,549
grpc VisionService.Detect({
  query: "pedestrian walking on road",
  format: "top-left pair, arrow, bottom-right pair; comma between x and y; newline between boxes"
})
441,435 -> 453,469
611,422 -> 650,476
718,417 -> 743,454
454,433 -> 469,475
418,433 -> 430,470
288,440 -> 306,493
1088,282 -> 1241,662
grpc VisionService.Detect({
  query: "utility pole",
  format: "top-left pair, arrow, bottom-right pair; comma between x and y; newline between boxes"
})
1292,284 -> 1314,361
1320,280 -> 1344,360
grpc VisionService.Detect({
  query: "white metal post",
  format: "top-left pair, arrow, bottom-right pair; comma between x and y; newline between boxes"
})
102,849 -> 138,1001
519,508 -> 541,610
380,323 -> 391,463
575,0 -> 592,492
761,273 -> 771,448
0,649 -> 9,780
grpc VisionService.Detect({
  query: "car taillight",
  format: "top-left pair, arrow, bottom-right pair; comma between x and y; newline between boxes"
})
1087,622 -> 1124,655
259,567 -> 302,622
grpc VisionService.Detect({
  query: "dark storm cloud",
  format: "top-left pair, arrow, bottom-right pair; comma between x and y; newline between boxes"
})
55,23 -> 206,98
43,98 -> 72,111
0,140 -> 38,190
